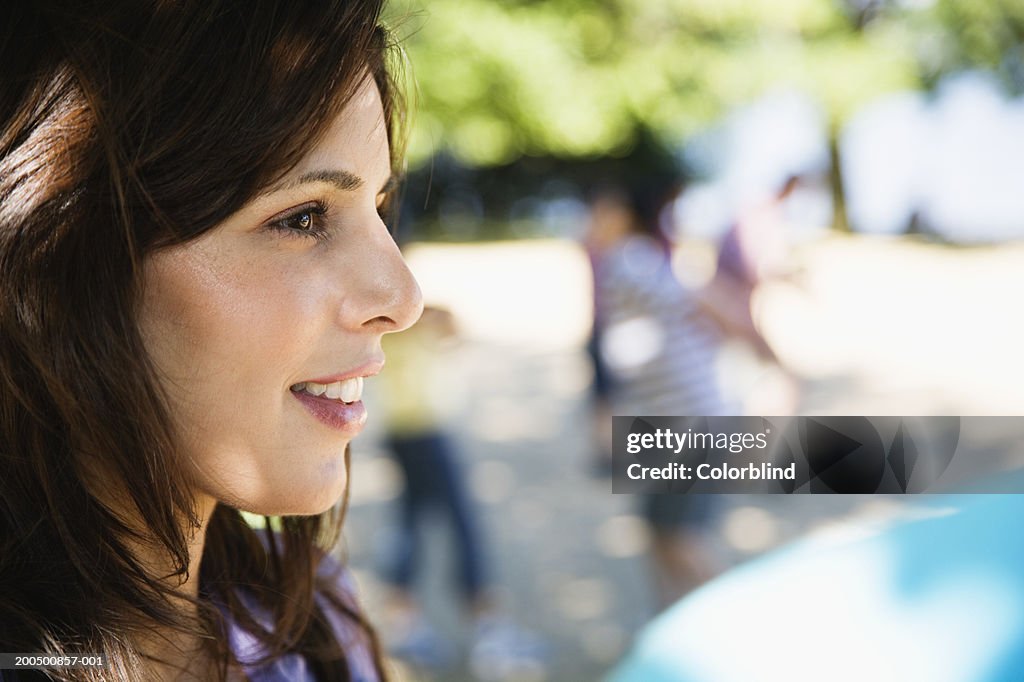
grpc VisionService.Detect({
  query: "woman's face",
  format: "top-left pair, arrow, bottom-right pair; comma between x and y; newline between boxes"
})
138,77 -> 422,516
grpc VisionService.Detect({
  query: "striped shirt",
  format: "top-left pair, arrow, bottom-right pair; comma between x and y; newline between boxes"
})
595,235 -> 732,417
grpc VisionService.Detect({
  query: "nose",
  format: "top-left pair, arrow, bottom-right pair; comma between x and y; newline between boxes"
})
339,224 -> 423,335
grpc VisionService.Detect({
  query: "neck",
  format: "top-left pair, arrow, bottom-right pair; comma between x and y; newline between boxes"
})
134,493 -> 219,680
80,458 -> 227,679
180,494 -> 215,599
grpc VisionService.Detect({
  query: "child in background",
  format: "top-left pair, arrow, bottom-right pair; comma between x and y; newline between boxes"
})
586,185 -> 733,608
378,306 -> 546,679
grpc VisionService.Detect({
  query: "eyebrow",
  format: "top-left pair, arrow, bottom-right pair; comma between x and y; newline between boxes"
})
262,169 -> 395,197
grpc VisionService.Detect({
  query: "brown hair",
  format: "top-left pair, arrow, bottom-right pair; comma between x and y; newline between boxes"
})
0,1 -> 405,679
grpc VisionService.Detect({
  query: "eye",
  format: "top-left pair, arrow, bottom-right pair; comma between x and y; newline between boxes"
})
269,201 -> 330,242
289,211 -> 315,230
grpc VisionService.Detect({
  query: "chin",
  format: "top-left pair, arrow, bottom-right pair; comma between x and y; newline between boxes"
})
299,485 -> 348,516
275,477 -> 349,516
227,470 -> 348,517
240,493 -> 345,518
210,445 -> 350,516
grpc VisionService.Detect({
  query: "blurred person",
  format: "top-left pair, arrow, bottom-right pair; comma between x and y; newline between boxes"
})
700,176 -> 803,413
588,184 -> 732,420
583,198 -> 621,475
586,184 -> 732,608
708,176 -> 802,366
0,2 -> 423,680
607,486 -> 1024,682
378,306 -> 547,679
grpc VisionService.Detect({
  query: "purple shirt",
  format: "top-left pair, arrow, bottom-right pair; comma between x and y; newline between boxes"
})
220,554 -> 380,682
0,558 -> 379,682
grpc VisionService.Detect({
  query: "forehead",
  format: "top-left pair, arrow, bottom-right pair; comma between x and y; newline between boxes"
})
289,76 -> 390,184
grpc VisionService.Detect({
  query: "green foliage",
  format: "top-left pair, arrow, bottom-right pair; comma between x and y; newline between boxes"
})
384,0 -> 1017,169
924,0 -> 1024,86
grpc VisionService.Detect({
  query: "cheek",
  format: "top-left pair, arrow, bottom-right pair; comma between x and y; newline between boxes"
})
138,238 -> 352,515
138,245 -> 327,472
141,244 -> 320,390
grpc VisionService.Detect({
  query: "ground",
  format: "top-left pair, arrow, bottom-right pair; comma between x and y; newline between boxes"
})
340,234 -> 1024,682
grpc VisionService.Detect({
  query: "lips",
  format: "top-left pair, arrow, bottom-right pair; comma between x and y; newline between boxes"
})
291,388 -> 367,435
300,358 -> 384,386
290,358 -> 381,435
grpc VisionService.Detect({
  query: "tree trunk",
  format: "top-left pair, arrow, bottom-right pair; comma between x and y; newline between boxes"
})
828,126 -> 851,232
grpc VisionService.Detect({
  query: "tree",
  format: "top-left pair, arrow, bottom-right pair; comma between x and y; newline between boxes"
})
386,0 -> 1015,231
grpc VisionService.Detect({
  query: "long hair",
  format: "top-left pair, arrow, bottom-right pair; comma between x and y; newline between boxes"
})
0,1 -> 404,679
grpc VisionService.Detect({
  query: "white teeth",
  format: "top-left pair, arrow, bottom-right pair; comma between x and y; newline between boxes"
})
294,377 -> 363,403
340,376 -> 362,403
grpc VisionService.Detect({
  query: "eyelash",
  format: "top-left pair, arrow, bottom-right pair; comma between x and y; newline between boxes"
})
270,197 -> 392,243
271,201 -> 331,243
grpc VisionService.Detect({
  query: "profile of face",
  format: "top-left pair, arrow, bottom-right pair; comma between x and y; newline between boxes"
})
138,77 -> 423,517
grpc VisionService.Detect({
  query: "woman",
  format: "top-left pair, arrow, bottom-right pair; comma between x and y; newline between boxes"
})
0,1 -> 422,680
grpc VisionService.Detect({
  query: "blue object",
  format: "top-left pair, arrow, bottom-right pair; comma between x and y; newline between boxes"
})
609,491 -> 1024,682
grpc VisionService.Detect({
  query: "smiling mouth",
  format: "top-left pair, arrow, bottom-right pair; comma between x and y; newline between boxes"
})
290,378 -> 368,435
290,376 -> 363,404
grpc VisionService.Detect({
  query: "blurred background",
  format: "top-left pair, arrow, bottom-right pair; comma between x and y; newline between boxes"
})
339,0 -> 1024,679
